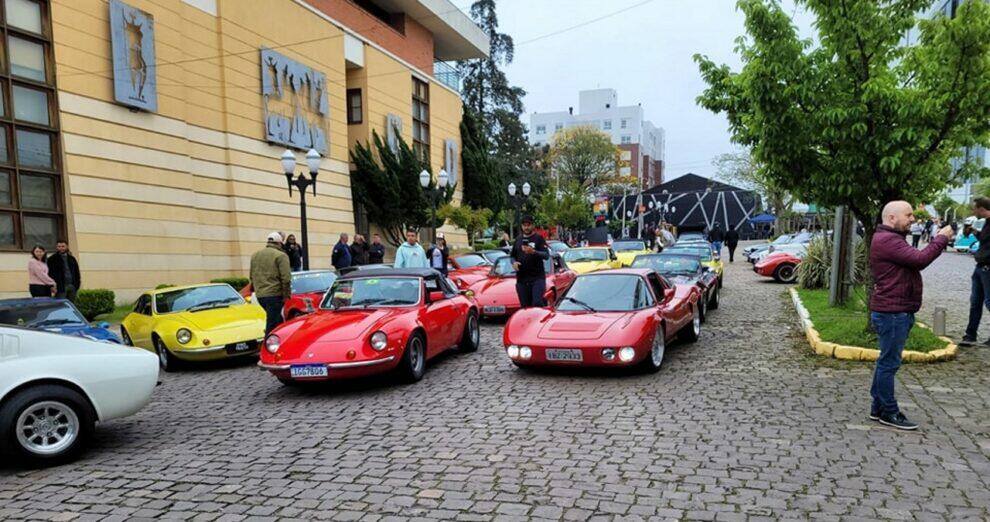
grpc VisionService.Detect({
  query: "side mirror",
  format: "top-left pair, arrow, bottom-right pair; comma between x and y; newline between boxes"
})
98,321 -> 110,329
428,291 -> 446,303
664,288 -> 675,301
459,289 -> 475,298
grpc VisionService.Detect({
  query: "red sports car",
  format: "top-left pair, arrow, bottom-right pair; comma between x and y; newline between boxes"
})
258,268 -> 479,385
502,268 -> 702,372
754,252 -> 801,283
240,270 -> 338,320
447,253 -> 495,289
468,255 -> 577,318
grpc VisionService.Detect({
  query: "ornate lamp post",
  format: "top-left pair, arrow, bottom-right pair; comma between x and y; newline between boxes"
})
508,181 -> 531,230
420,169 -> 450,242
281,148 -> 321,270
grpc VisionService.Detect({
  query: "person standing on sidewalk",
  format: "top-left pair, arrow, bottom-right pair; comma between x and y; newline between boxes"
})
250,232 -> 292,335
47,240 -> 81,303
283,234 -> 303,272
331,233 -> 351,271
910,221 -> 923,248
394,229 -> 427,268
27,245 -> 56,297
960,197 -> 990,346
368,234 -> 386,264
350,234 -> 370,266
426,236 -> 449,276
511,215 -> 550,308
725,225 -> 740,262
869,201 -> 952,430
708,223 -> 725,256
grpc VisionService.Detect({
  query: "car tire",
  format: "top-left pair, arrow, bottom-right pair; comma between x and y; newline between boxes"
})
398,332 -> 426,383
0,384 -> 95,467
153,335 -> 181,372
678,303 -> 701,343
458,311 -> 480,353
709,285 -> 720,310
639,324 -> 665,373
773,263 -> 797,284
120,327 -> 133,346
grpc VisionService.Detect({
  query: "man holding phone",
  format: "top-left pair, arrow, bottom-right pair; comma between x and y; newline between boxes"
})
511,215 -> 550,308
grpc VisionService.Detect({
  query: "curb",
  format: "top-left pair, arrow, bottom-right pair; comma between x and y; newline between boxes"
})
789,288 -> 957,363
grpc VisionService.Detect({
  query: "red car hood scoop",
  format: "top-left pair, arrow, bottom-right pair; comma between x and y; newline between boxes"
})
537,313 -> 627,340
291,308 -> 402,341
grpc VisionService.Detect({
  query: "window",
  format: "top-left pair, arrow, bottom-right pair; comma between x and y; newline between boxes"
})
346,88 -> 362,125
0,1 -> 63,251
621,135 -> 632,144
554,123 -> 563,132
603,120 -> 611,130
535,125 -> 546,135
620,118 -> 628,129
412,77 -> 429,160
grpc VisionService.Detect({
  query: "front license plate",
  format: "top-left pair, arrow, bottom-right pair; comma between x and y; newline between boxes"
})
483,305 -> 506,314
225,342 -> 253,355
545,348 -> 583,362
290,364 -> 328,378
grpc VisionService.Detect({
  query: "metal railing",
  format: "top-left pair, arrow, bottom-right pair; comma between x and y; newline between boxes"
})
433,61 -> 461,92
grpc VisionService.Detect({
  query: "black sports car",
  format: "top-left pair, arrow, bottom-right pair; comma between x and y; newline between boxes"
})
630,253 -> 720,321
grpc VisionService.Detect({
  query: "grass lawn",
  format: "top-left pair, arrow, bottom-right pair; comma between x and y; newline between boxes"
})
93,304 -> 132,324
795,287 -> 949,353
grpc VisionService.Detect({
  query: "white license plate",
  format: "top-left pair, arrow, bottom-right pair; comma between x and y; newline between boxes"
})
233,342 -> 250,352
290,364 -> 328,378
545,349 -> 583,361
483,305 -> 506,314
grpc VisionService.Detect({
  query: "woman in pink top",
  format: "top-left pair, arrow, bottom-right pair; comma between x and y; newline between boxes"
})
28,245 -> 56,297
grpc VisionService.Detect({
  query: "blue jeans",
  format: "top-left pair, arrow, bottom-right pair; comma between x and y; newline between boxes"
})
711,241 -> 723,255
516,278 -> 546,308
870,312 -> 914,417
257,296 -> 284,336
964,266 -> 990,339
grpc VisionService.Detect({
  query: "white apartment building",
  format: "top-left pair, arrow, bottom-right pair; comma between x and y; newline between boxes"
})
529,89 -> 666,190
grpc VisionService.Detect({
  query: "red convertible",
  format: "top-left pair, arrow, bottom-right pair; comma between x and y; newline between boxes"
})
502,268 -> 702,372
258,268 -> 479,385
754,252 -> 801,283
240,270 -> 338,320
468,255 -> 576,318
447,253 -> 495,289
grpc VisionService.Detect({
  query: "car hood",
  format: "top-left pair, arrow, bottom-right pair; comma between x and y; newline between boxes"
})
568,261 -> 612,274
469,276 -> 519,305
171,304 -> 264,330
662,274 -> 700,286
614,251 -> 649,264
537,312 -> 630,341
285,307 -> 409,342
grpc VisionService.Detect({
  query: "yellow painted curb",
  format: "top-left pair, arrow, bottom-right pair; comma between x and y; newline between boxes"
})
789,288 -> 957,363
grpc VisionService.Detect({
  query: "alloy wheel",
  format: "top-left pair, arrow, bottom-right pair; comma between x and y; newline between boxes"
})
15,401 -> 79,456
651,327 -> 665,368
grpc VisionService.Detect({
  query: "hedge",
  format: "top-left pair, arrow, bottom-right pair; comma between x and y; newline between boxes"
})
155,284 -> 175,289
210,277 -> 249,291
76,289 -> 115,321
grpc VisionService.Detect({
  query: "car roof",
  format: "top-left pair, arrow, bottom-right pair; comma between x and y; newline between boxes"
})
0,297 -> 71,307
292,269 -> 335,275
338,267 -> 440,280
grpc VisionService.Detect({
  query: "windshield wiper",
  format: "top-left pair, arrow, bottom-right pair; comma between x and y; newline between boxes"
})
33,318 -> 80,327
562,296 -> 597,312
187,299 -> 237,312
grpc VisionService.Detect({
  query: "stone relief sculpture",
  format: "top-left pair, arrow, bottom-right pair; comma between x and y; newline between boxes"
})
261,49 -> 329,153
109,0 -> 157,111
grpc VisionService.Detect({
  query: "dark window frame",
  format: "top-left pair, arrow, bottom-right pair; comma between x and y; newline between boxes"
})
346,88 -> 362,124
412,77 -> 429,161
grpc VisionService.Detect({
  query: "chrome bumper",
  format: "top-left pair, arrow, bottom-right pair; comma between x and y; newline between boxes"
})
258,355 -> 396,371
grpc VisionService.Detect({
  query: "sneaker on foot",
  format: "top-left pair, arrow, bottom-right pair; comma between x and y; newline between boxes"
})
869,408 -> 880,421
878,412 -> 918,431
959,336 -> 977,346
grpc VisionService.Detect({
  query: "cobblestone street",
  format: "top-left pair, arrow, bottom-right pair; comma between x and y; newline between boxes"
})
2,245 -> 990,521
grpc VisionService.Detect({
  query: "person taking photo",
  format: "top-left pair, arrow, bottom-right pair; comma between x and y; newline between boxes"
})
511,215 -> 550,308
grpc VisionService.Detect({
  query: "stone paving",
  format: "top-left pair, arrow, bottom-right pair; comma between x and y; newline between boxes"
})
2,242 -> 989,521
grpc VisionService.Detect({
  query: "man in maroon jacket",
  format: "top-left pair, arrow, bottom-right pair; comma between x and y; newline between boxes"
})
870,200 -> 953,430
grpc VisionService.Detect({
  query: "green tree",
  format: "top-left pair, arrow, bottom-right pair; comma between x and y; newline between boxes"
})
460,105 -> 504,213
713,151 -> 794,215
350,131 -> 452,246
536,182 -> 594,233
550,126 -> 621,193
695,0 -> 990,241
437,203 -> 493,245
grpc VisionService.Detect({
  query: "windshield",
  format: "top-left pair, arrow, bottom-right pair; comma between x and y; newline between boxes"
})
0,302 -> 87,327
480,250 -> 509,262
454,255 -> 489,268
557,274 -> 653,312
292,271 -> 336,294
563,248 -> 608,262
492,256 -> 552,276
631,255 -> 701,275
155,285 -> 243,314
771,234 -> 793,245
548,241 -> 569,251
679,233 -> 705,241
791,232 -> 813,243
323,277 -> 421,309
664,247 -> 712,262
612,240 -> 647,252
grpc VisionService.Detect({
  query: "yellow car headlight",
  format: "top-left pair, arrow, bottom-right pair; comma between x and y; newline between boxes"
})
176,328 -> 192,344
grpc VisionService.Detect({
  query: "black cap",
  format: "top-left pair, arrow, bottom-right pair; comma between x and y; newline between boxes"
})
521,214 -> 534,224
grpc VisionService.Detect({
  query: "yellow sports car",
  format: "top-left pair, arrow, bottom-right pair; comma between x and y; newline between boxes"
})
121,283 -> 266,371
664,245 -> 724,286
562,247 -> 622,274
611,239 -> 653,267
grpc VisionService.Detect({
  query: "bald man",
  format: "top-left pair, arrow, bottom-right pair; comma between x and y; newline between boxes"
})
869,200 -> 953,430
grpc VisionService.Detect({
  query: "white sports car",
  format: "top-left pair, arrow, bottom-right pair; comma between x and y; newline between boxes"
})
0,326 -> 159,466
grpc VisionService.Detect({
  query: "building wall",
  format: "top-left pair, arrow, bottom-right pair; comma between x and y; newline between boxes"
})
0,0 -> 467,301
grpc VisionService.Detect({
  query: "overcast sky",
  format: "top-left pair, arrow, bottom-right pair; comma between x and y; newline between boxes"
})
492,0 -> 816,182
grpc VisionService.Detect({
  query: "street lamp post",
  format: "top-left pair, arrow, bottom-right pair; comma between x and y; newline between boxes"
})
508,181 -> 531,230
281,148 -> 321,271
420,169 -> 450,243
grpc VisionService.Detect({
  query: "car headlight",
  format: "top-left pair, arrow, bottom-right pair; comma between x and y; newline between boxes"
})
265,335 -> 280,353
618,346 -> 636,362
601,348 -> 616,361
176,328 -> 192,344
507,345 -> 520,358
519,346 -> 532,360
370,331 -> 388,351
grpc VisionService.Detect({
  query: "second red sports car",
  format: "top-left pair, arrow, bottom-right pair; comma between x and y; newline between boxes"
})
754,252 -> 802,283
502,268 -> 702,372
447,253 -> 495,289
240,270 -> 338,320
468,255 -> 576,318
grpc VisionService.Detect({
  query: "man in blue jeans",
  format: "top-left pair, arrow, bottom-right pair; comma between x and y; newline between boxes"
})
870,201 -> 953,430
960,197 -> 990,345
510,215 -> 550,308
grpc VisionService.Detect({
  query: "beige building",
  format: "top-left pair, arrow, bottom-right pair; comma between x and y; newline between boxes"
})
0,0 -> 488,301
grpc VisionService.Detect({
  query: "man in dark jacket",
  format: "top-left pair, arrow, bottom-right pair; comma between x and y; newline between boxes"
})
47,240 -> 81,303
331,233 -> 351,270
870,201 -> 952,430
349,234 -> 370,266
708,223 -> 725,256
368,234 -> 386,264
283,234 -> 303,271
511,215 -> 550,308
725,225 -> 740,262
960,197 -> 990,346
